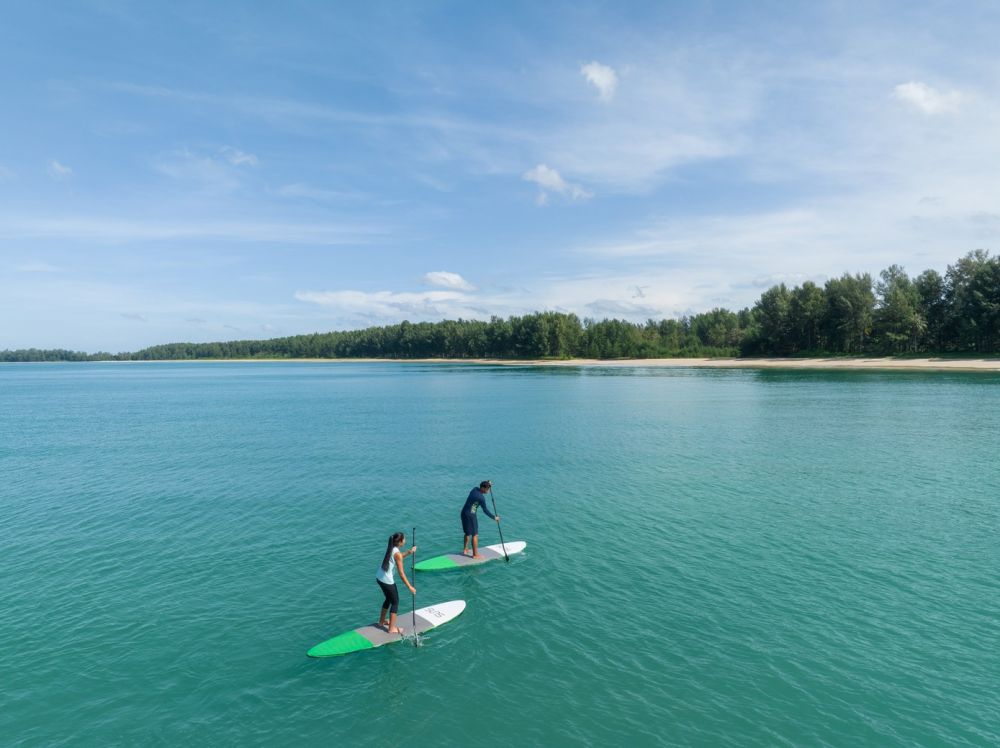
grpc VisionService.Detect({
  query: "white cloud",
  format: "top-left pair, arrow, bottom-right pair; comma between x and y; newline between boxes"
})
585,298 -> 661,317
523,163 -> 592,204
277,183 -> 363,201
0,215 -> 382,244
120,312 -> 148,322
581,61 -> 619,101
153,147 -> 260,194
16,262 -> 62,273
524,163 -> 567,192
294,275 -> 705,328
154,148 -> 245,192
582,209 -> 826,260
423,271 -> 475,290
893,81 -> 964,114
750,272 -> 817,289
48,160 -> 73,179
221,147 -> 259,166
295,289 -> 474,319
534,272 -> 711,321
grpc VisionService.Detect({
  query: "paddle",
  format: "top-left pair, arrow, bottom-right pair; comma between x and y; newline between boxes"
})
489,484 -> 509,562
411,525 -> 418,647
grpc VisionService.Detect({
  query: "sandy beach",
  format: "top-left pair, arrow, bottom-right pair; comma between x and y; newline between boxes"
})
137,357 -> 1000,371
477,357 -> 1000,371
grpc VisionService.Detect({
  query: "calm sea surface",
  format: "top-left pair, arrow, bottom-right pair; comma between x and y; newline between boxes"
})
2,362 -> 998,746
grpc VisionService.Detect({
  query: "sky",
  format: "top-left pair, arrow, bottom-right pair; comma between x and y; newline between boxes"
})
1,0 -> 999,352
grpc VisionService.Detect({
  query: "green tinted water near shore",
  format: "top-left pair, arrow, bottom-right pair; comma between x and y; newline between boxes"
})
3,363 -> 998,746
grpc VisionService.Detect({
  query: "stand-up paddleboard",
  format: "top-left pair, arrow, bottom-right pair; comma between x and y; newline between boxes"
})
414,541 -> 526,572
307,600 -> 466,658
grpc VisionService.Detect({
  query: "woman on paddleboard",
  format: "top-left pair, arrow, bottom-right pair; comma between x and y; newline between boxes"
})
461,480 -> 501,559
376,532 -> 416,634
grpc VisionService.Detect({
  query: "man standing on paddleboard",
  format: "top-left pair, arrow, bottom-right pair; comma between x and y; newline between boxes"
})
461,480 -> 500,559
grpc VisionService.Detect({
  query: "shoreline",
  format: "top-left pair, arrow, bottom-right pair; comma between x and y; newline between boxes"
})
39,356 -> 1000,371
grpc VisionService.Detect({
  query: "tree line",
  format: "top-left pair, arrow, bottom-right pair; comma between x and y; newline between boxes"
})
3,250 -> 998,362
741,249 -> 999,355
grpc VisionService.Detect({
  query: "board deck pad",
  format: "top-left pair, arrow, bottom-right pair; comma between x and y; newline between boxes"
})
307,600 -> 466,658
414,541 -> 526,572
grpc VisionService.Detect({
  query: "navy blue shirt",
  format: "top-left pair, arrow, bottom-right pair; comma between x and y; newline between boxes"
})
461,488 -> 496,519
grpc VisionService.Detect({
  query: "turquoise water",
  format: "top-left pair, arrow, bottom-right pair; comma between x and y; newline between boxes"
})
3,362 -> 998,746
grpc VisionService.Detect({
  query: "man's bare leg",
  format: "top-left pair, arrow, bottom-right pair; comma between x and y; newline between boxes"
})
472,534 -> 483,559
463,534 -> 471,555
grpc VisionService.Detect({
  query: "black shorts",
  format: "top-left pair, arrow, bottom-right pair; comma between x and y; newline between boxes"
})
461,511 -> 478,536
377,579 -> 399,613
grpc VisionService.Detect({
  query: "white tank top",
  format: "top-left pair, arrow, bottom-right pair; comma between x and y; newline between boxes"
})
376,547 -> 402,584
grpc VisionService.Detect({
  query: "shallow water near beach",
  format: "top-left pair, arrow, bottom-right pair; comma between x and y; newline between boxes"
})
3,362 -> 999,746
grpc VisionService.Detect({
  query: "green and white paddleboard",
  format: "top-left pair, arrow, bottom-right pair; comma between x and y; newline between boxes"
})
307,600 -> 466,658
414,541 -> 527,572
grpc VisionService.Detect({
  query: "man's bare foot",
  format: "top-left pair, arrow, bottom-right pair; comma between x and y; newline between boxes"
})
377,621 -> 387,629
473,554 -> 484,559
388,626 -> 404,635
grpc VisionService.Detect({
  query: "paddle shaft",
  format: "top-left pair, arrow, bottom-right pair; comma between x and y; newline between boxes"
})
490,490 -> 509,562
411,526 -> 417,646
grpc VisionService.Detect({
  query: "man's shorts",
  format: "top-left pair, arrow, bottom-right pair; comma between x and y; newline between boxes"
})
461,511 -> 478,536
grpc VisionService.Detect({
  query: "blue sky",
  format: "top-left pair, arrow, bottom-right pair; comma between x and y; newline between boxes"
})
2,1 -> 998,352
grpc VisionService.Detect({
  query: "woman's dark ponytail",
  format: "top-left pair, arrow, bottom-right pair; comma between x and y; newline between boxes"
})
381,532 -> 404,572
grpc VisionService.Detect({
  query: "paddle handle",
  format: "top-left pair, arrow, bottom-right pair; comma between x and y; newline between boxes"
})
490,492 -> 509,562
411,526 -> 417,646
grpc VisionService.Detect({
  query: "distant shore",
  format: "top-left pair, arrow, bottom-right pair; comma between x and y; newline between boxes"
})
483,357 -> 1000,371
86,356 -> 1000,371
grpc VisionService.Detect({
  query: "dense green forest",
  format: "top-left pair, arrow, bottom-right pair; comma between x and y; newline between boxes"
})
3,250 -> 998,362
